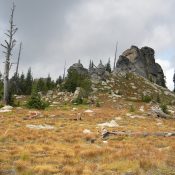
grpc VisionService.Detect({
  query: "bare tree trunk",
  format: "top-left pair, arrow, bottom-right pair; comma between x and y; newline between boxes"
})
3,62 -> 10,105
15,42 -> 22,77
113,41 -> 118,70
1,3 -> 18,105
63,60 -> 66,80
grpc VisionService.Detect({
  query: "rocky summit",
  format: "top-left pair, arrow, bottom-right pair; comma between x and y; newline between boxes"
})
114,46 -> 166,87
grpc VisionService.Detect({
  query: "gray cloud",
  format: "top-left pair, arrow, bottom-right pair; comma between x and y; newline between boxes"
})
0,0 -> 175,89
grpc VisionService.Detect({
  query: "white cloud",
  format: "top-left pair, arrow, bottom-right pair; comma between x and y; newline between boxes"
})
0,0 -> 175,90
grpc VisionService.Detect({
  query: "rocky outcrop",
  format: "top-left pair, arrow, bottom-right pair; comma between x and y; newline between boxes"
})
68,60 -> 89,76
89,60 -> 110,83
114,46 -> 166,87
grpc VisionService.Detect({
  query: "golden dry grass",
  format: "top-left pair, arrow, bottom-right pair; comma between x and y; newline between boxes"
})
0,101 -> 175,175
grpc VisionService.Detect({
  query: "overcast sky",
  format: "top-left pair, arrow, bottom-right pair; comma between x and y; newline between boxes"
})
0,0 -> 175,90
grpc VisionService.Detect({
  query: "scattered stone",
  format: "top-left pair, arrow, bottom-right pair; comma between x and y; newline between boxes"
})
98,120 -> 119,128
126,113 -> 132,117
83,129 -> 92,134
0,106 -> 13,113
115,117 -> 122,121
72,107 -> 78,111
52,101 -> 60,105
49,114 -> 57,118
26,124 -> 55,130
139,106 -> 144,112
16,107 -> 23,110
128,97 -> 138,101
47,90 -> 53,96
73,87 -> 84,101
103,140 -> 108,144
15,95 -> 25,99
84,109 -> 94,113
156,122 -> 163,126
129,115 -> 145,119
101,81 -> 107,86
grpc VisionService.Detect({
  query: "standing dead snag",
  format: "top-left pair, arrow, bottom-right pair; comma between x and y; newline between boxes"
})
15,42 -> 22,77
1,3 -> 18,105
113,41 -> 118,70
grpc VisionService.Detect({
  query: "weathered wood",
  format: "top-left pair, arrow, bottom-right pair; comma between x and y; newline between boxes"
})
113,41 -> 118,70
152,108 -> 173,119
1,3 -> 18,105
102,129 -> 175,139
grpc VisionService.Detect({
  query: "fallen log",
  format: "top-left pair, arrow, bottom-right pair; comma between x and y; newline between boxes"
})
151,108 -> 175,119
102,129 -> 175,139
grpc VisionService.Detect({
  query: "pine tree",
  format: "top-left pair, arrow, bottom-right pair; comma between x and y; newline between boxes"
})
46,74 -> 52,90
64,69 -> 91,94
46,74 -> 55,90
25,68 -> 33,95
27,81 -> 48,109
37,78 -> 47,92
19,73 -> 25,94
91,61 -> 94,68
105,58 -> 112,73
56,76 -> 63,85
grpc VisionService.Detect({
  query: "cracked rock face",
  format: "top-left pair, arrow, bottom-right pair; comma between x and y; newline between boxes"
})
114,46 -> 166,87
68,62 -> 89,76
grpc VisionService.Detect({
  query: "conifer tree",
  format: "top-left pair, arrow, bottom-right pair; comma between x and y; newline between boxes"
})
25,68 -> 33,95
19,73 -> 25,94
37,78 -> 47,92
105,58 -> 112,73
56,76 -> 63,85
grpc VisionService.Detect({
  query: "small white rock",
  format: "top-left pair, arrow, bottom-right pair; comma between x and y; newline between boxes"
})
83,129 -> 92,134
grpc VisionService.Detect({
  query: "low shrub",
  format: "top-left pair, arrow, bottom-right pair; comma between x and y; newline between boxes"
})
160,104 -> 169,114
129,105 -> 135,112
95,101 -> 100,107
26,95 -> 49,110
141,95 -> 152,103
26,85 -> 49,109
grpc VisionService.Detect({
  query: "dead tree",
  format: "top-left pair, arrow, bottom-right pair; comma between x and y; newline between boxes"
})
15,42 -> 22,77
1,3 -> 18,105
63,60 -> 66,80
13,42 -> 22,94
113,41 -> 118,70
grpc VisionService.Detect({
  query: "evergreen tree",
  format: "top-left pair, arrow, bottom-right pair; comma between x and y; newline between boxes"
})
46,74 -> 53,90
105,58 -> 112,73
89,60 -> 92,70
25,68 -> 33,95
26,82 -> 48,109
56,76 -> 63,85
64,69 -> 91,94
91,61 -> 94,68
19,73 -> 26,94
37,78 -> 47,92
9,73 -> 19,95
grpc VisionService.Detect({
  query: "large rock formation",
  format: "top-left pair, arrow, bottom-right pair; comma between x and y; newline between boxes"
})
114,46 -> 166,87
68,60 -> 88,76
89,60 -> 110,83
